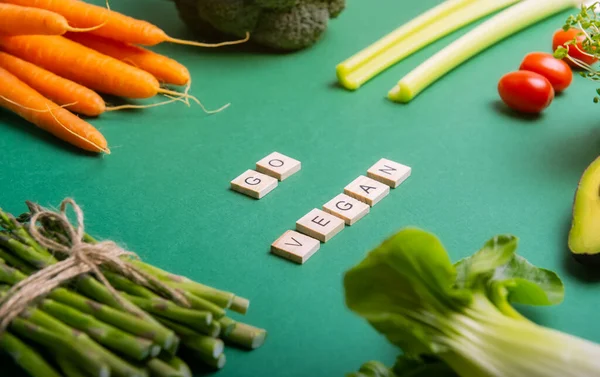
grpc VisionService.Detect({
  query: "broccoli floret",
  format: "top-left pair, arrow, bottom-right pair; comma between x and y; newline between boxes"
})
173,0 -> 346,50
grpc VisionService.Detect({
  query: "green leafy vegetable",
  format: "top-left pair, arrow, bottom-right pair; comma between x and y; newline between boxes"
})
344,227 -> 600,377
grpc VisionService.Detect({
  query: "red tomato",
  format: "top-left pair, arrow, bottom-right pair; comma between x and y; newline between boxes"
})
519,52 -> 572,92
552,28 -> 598,67
498,71 -> 554,114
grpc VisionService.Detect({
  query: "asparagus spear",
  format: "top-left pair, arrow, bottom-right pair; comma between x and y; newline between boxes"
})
0,331 -> 63,377
178,290 -> 226,319
38,298 -> 161,361
152,317 -> 225,359
0,209 -> 51,258
222,322 -> 267,350
199,353 -> 226,369
0,234 -> 57,269
49,288 -> 178,351
10,317 -> 110,377
128,261 -> 244,312
0,247 -> 36,274
76,279 -> 179,357
21,303 -> 148,377
105,271 -> 226,320
155,316 -> 218,339
0,278 -> 148,377
159,355 -> 192,377
104,271 -> 156,298
0,233 -> 167,334
0,259 -> 178,352
121,293 -> 213,333
217,317 -> 236,337
207,320 -> 221,338
0,261 -> 30,285
145,358 -> 186,377
154,317 -> 225,364
57,355 -> 89,377
183,336 -> 224,359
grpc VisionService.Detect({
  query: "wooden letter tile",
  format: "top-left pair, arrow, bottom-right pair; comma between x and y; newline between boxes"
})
256,152 -> 301,181
271,230 -> 320,264
367,158 -> 411,188
344,175 -> 390,206
230,169 -> 278,199
296,208 -> 344,242
322,193 -> 370,225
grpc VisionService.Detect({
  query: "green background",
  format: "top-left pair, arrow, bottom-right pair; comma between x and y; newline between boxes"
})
2,0 -> 600,375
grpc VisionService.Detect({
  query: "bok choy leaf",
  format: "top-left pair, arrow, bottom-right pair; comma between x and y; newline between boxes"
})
344,227 -> 600,377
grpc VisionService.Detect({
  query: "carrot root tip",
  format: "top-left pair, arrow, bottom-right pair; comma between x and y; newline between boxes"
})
44,103 -> 109,154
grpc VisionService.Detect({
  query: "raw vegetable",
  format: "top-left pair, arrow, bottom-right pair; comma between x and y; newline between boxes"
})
568,156 -> 600,263
0,35 -> 172,99
65,32 -> 190,86
0,52 -> 106,116
388,0 -> 582,103
0,67 -> 109,153
552,27 -> 598,67
0,331 -> 63,377
0,0 -> 239,153
162,356 -> 192,377
344,227 -> 600,377
1,0 -> 249,47
0,200 -> 267,377
172,0 -> 345,51
349,357 -> 458,377
555,3 -> 600,102
336,0 -> 519,90
519,52 -> 573,92
498,71 -> 555,113
0,3 -> 101,36
337,0 -> 476,79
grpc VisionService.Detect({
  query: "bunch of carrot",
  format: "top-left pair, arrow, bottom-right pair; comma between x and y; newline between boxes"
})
0,0 -> 248,154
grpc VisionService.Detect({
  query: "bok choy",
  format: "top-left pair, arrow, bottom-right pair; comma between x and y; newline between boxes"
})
344,227 -> 600,377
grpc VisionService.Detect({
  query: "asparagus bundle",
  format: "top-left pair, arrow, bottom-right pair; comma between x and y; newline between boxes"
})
0,200 -> 267,377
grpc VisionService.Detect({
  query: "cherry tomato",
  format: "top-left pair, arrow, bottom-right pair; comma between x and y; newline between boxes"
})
519,52 -> 572,92
498,71 -> 554,114
552,28 -> 598,67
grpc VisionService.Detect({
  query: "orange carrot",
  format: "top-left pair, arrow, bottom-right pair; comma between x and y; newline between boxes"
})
0,3 -> 103,36
0,52 -> 106,116
2,0 -> 249,47
0,35 -> 172,99
0,67 -> 108,153
65,32 -> 190,86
